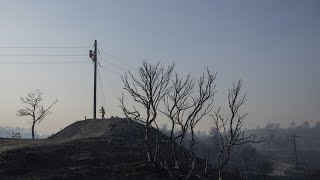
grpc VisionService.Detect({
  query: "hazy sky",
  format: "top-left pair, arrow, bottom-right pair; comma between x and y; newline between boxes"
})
0,0 -> 319,135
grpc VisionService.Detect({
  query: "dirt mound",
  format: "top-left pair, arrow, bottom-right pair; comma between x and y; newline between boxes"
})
0,118 -> 201,179
0,118 -> 168,179
50,118 -> 127,140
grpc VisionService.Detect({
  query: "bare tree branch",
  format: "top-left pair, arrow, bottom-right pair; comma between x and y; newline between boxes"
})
160,68 -> 217,179
17,89 -> 57,139
120,60 -> 174,164
211,80 -> 261,180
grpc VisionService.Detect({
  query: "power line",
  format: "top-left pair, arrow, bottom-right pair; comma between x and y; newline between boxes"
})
245,121 -> 260,128
99,64 -> 123,76
97,53 -> 123,75
98,53 -> 128,72
245,119 -> 261,127
0,46 -> 88,49
0,61 -> 90,64
0,54 -> 87,57
98,49 -> 138,70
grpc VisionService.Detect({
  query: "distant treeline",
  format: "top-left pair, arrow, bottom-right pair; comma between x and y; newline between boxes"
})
160,125 -> 320,177
261,121 -> 320,129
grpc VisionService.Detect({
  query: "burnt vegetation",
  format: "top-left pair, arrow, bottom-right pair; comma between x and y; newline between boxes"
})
0,61 -> 319,180
119,61 -> 266,179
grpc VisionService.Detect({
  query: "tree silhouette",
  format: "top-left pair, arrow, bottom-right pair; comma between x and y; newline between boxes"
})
120,61 -> 174,163
211,80 -> 261,180
161,70 -> 216,179
289,121 -> 296,129
302,121 -> 310,128
315,121 -> 320,128
17,89 -> 57,139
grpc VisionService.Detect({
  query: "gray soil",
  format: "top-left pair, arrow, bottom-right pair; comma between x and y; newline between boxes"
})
0,118 -> 169,180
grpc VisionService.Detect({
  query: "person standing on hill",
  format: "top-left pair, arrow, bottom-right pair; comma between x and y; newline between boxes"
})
100,107 -> 105,119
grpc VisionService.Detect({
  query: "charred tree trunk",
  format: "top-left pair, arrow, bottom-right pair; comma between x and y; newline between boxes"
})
218,170 -> 223,180
144,126 -> 152,162
171,142 -> 179,169
31,121 -> 35,139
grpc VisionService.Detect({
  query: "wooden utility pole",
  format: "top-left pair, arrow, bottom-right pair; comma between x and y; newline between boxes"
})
89,40 -> 98,119
293,134 -> 299,170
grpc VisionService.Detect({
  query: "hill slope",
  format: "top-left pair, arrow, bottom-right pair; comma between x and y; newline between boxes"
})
0,118 -> 169,179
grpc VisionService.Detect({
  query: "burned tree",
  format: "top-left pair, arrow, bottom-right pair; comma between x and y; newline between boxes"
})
120,61 -> 174,163
211,80 -> 260,180
17,89 -> 57,139
237,144 -> 257,180
257,158 -> 275,180
161,69 -> 216,179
